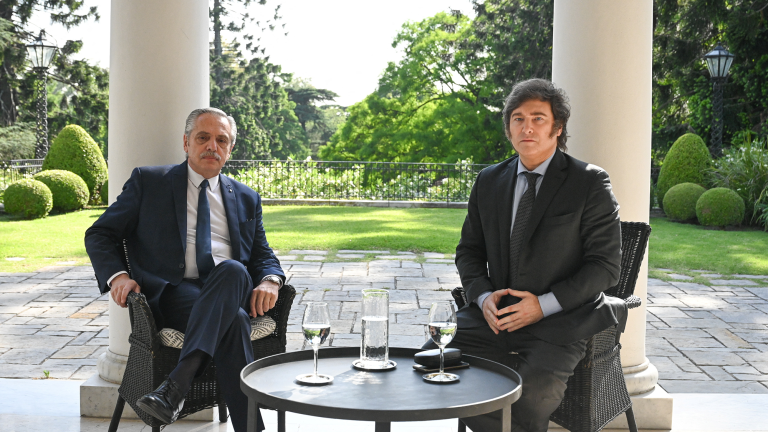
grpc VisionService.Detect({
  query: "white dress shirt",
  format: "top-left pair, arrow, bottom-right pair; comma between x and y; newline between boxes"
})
475,152 -> 563,317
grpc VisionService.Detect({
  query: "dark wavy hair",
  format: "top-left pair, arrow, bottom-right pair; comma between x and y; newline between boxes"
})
501,79 -> 571,151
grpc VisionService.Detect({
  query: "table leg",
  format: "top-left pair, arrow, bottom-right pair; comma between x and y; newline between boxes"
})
247,400 -> 258,432
500,405 -> 511,432
375,421 -> 391,432
278,410 -> 286,432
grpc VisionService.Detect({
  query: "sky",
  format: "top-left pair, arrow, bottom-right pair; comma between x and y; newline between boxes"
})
29,0 -> 474,107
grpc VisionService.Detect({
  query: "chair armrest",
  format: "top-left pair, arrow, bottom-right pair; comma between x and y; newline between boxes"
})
452,287 -> 467,309
624,294 -> 642,310
266,285 -> 296,344
126,291 -> 162,352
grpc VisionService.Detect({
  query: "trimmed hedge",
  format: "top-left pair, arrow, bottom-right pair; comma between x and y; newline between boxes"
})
657,133 -> 710,210
3,179 -> 52,219
43,124 -> 108,201
100,179 -> 109,204
33,170 -> 89,212
663,183 -> 706,221
696,187 -> 745,227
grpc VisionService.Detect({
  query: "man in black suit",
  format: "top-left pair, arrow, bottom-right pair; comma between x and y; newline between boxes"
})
426,79 -> 623,432
85,108 -> 284,432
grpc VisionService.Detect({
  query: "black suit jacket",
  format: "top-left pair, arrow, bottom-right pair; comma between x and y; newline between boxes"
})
455,149 -> 623,345
84,161 -> 284,329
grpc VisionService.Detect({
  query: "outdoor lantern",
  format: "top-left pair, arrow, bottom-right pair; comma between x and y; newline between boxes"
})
703,42 -> 734,79
25,31 -> 57,159
25,34 -> 57,70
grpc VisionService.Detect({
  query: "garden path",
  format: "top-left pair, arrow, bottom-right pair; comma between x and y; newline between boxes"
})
0,251 -> 767,394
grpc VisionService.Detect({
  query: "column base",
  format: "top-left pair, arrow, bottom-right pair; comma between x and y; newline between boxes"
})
79,373 -> 214,420
623,357 -> 659,395
97,349 -> 127,384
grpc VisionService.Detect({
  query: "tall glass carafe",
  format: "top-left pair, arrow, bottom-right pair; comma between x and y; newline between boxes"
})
359,288 -> 390,369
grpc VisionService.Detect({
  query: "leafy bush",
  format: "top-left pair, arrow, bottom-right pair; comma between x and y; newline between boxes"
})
100,180 -> 109,204
657,133 -> 711,210
3,179 -> 52,219
33,170 -> 89,212
707,131 -> 768,229
43,124 -> 108,201
696,187 -> 745,227
0,123 -> 36,160
663,183 -> 706,221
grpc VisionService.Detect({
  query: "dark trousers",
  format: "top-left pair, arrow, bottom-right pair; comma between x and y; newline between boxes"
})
160,260 -> 261,432
422,323 -> 586,432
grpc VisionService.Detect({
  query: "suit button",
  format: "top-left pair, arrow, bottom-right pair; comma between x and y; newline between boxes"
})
179,264 -> 185,268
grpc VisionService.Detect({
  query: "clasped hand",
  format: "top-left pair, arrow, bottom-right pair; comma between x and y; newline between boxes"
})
482,289 -> 544,334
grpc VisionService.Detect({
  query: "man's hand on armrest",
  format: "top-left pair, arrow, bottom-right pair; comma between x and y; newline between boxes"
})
250,280 -> 280,317
110,274 -> 141,308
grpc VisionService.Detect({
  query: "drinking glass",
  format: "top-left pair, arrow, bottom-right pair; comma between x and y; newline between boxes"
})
356,288 -> 393,370
423,301 -> 459,383
296,302 -> 333,385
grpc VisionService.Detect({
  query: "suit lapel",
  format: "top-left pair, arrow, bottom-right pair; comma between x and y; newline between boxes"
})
496,159 -> 518,282
522,149 -> 568,246
219,174 -> 241,262
172,162 -> 188,255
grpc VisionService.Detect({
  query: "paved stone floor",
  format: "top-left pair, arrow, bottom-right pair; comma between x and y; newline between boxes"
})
1,250 -> 768,394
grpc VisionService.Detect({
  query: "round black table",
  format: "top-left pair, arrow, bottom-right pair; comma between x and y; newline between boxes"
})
240,347 -> 522,432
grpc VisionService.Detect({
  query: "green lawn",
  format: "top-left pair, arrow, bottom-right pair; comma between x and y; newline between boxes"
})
1,206 -> 767,275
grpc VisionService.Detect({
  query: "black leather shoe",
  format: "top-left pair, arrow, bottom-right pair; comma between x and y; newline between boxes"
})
136,378 -> 186,424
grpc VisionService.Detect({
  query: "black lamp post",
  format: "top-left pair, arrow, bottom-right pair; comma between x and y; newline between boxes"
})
25,31 -> 57,159
703,42 -> 734,157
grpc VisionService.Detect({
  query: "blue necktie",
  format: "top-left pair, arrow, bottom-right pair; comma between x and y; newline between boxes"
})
196,179 -> 215,282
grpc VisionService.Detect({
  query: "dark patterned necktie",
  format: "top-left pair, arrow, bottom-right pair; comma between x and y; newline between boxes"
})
508,172 -> 541,289
196,179 -> 215,282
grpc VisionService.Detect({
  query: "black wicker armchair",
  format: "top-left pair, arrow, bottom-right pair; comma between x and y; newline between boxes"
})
451,221 -> 651,432
107,284 -> 296,432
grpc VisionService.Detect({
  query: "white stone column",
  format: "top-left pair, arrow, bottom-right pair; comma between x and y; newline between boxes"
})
552,1 -> 672,429
84,0 -> 208,415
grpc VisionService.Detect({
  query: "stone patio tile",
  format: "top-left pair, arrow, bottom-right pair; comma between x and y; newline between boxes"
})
286,265 -> 322,273
336,254 -> 364,259
375,255 -> 416,260
0,314 -> 13,323
739,351 -> 768,362
3,316 -> 33,325
676,295 -> 731,308
50,345 -> 100,359
387,290 -> 417,303
0,334 -> 72,349
275,255 -> 297,261
751,362 -> 768,373
733,330 -> 768,343
647,355 -> 682,372
724,365 -> 761,374
72,365 -> 97,380
395,278 -> 439,289
682,350 -> 746,366
726,298 -> 768,305
28,273 -> 62,280
733,373 -> 768,381
391,335 -> 426,348
669,282 -> 713,291
67,332 -> 97,346
0,283 -> 37,293
389,303 -> 421,312
289,250 -> 328,255
0,325 -> 42,335
55,273 -> 95,280
55,280 -> 98,287
395,311 -> 429,325
647,278 -> 672,286
659,380 -> 768,393
368,260 -> 402,268
303,256 -> 325,261
700,365 -> 736,380
647,285 -> 685,295
734,275 -> 768,279
416,291 -> 455,306
646,298 -> 686,307
85,337 -> 108,347
647,328 -> 711,338
338,250 -> 389,254
0,347 -> 58,364
665,338 -> 724,348
41,324 -> 105,333
38,307 -> 82,318
0,363 -> 79,379
647,307 -> 687,318
87,316 -> 109,326
0,293 -> 40,305
288,277 -> 340,286
340,285 -> 371,291
0,306 -> 27,314
341,270 -> 368,276
668,274 -> 693,280
340,276 -> 394,285
35,331 -> 81,337
706,328 -> 754,349
656,370 -> 711,380
661,317 -> 731,328
710,310 -> 768,324
747,288 -> 768,300
423,253 -> 445,258
669,355 -> 702,373
700,273 -> 722,278
646,338 -> 681,356
368,268 -> 423,277
710,279 -> 760,286
730,323 -> 768,330
425,259 -> 455,263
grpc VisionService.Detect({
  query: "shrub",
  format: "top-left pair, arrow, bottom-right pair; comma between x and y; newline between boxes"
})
33,170 -> 89,212
707,131 -> 768,229
696,187 -> 745,227
663,183 -> 706,221
3,179 -> 52,219
0,122 -> 36,160
100,180 -> 109,204
43,124 -> 108,201
657,133 -> 711,210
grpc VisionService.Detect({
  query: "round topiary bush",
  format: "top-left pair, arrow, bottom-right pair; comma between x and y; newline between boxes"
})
100,179 -> 109,204
696,187 -> 745,227
657,133 -> 711,210
43,124 -> 108,201
663,183 -> 707,222
3,179 -> 53,219
33,169 -> 89,212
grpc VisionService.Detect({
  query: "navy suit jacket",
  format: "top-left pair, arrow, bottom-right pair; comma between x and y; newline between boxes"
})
85,161 -> 284,329
455,149 -> 624,345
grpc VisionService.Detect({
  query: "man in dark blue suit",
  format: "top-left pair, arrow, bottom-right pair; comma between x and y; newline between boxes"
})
85,108 -> 284,432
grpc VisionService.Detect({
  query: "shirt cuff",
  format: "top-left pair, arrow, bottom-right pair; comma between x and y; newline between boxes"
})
538,292 -> 563,318
475,291 -> 492,308
261,274 -> 284,289
107,271 -> 128,288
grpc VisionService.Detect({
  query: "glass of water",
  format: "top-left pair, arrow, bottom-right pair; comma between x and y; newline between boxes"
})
355,288 -> 394,370
423,301 -> 459,383
296,302 -> 333,385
